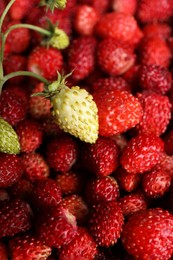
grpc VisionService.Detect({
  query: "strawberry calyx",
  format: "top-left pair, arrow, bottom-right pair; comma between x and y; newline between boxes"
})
40,0 -> 67,11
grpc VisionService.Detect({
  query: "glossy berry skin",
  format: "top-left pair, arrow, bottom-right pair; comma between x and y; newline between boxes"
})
112,0 -> 137,15
9,234 -> 52,260
82,137 -> 119,176
27,46 -> 63,81
0,153 -> 23,188
138,64 -> 172,94
9,0 -> 37,20
143,23 -> 172,40
97,38 -> 135,76
85,176 -> 120,204
120,133 -> 164,174
59,227 -> 98,260
68,36 -> 96,81
36,206 -> 77,248
142,169 -> 171,198
0,199 -> 31,238
137,91 -> 171,136
46,135 -> 78,172
93,89 -> 143,137
89,201 -> 124,247
121,208 -> 173,260
31,179 -> 62,209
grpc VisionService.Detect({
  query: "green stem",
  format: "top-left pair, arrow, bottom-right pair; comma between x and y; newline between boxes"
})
0,0 -> 15,31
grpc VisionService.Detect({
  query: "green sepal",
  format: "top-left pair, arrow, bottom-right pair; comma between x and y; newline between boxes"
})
40,0 -> 67,11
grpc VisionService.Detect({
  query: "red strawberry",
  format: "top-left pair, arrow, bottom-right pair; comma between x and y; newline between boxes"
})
56,171 -> 83,195
27,46 -> 63,81
119,191 -> 147,217
0,153 -> 23,188
73,5 -> 99,36
36,206 -> 77,248
0,199 -> 31,238
89,201 -> 124,247
5,84 -> 29,106
9,0 -> 37,20
121,208 -> 173,259
8,178 -> 33,201
15,119 -> 43,153
9,234 -> 52,260
120,133 -> 164,174
0,0 -> 5,16
97,38 -> 135,76
138,64 -> 172,94
115,167 -> 141,192
91,76 -> 131,93
143,23 -> 172,40
3,20 -> 31,54
139,37 -> 172,68
31,179 -> 62,210
95,12 -> 143,46
29,83 -> 52,119
0,89 -> 27,126
137,0 -> 173,23
85,176 -> 120,204
0,241 -> 8,260
81,137 -> 119,177
142,169 -> 171,198
68,36 -> 96,81
155,153 -> 173,179
61,194 -> 89,224
78,0 -> 109,14
59,227 -> 98,260
21,152 -> 50,182
137,91 -> 171,136
40,115 -> 64,136
112,0 -> 137,15
93,89 -> 143,137
46,135 -> 78,172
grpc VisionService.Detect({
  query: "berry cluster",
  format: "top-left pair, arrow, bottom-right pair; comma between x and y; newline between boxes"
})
1,0 -> 173,259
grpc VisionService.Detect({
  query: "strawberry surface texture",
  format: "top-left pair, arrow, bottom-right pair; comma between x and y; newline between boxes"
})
2,0 -> 173,259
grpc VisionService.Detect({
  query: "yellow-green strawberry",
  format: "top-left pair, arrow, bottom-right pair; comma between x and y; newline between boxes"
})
0,118 -> 20,154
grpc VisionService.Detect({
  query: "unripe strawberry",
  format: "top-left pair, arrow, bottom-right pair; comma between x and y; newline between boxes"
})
0,118 -> 20,154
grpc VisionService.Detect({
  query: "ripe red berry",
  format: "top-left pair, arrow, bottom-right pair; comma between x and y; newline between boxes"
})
112,0 -> 137,15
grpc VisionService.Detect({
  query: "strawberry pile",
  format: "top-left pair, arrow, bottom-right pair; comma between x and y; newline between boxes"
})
1,0 -> 173,259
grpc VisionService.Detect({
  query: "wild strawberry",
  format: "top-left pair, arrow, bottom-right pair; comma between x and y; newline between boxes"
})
137,91 -> 171,136
61,194 -> 89,224
163,130 -> 173,156
121,208 -> 173,259
97,38 -> 136,76
95,12 -> 143,46
112,0 -> 137,15
31,179 -> 62,210
0,199 -> 31,238
91,76 -> 131,93
47,73 -> 99,143
46,135 -> 78,172
9,234 -> 52,260
21,152 -> 50,182
9,0 -> 37,20
8,178 -> 33,202
68,36 -> 96,81
81,137 -> 119,177
85,176 -> 120,204
119,191 -> 147,217
59,227 -> 98,260
120,133 -> 164,174
137,0 -> 173,23
0,89 -> 27,126
93,89 -> 143,137
115,167 -> 141,192
56,171 -> 83,195
27,46 -> 63,81
73,5 -> 99,36
138,64 -> 172,94
139,37 -> 172,68
3,54 -> 27,84
143,23 -> 172,40
3,20 -> 31,54
89,201 -> 124,247
0,117 -> 20,155
78,0 -> 109,14
5,84 -> 29,106
156,153 -> 173,179
36,206 -> 77,248
0,153 -> 23,188
0,0 -> 5,16
142,169 -> 171,198
29,83 -> 52,119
